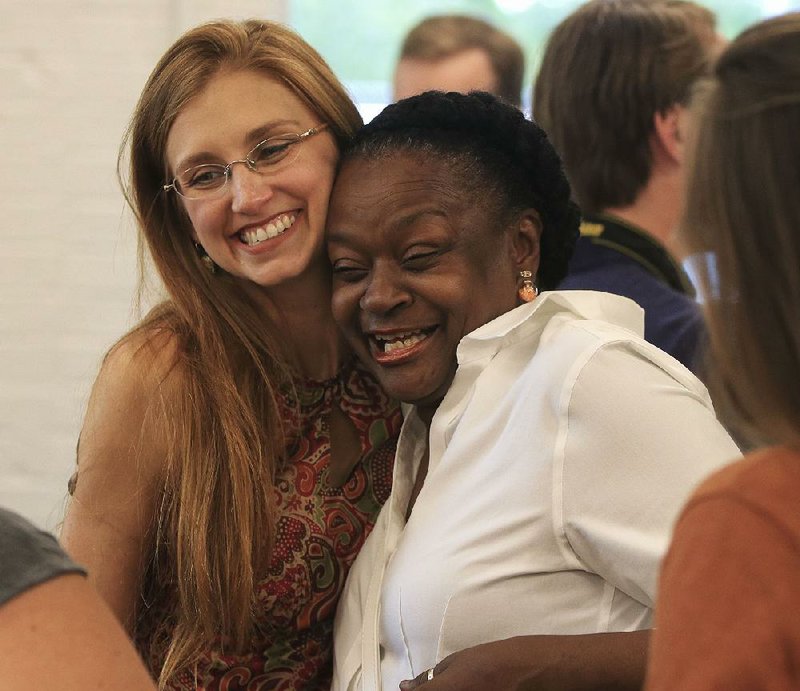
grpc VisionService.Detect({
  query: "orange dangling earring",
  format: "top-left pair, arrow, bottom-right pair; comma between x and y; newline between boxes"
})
518,270 -> 537,303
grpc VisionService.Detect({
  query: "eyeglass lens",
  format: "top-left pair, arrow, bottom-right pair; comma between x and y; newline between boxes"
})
173,131 -> 311,199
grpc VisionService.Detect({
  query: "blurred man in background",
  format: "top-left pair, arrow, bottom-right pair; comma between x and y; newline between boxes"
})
393,14 -> 524,107
533,0 -> 720,374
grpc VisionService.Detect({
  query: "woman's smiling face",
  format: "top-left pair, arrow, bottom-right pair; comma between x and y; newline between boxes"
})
165,68 -> 339,288
328,151 -> 539,417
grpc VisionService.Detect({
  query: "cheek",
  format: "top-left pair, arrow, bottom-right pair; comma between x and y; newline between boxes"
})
182,203 -> 219,244
300,171 -> 337,245
300,156 -> 337,209
315,168 -> 336,200
462,277 -> 518,334
331,285 -> 360,330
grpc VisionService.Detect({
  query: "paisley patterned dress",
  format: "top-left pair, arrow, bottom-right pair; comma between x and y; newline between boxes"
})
143,358 -> 401,690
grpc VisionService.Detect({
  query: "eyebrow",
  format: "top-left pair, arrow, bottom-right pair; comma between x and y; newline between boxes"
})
172,119 -> 303,173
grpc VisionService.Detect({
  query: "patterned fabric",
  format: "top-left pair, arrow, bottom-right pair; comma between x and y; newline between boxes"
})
146,358 -> 401,690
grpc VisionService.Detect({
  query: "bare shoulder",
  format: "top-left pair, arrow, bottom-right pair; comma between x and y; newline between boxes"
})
63,324 -> 191,625
80,326 -> 190,480
97,325 -> 185,403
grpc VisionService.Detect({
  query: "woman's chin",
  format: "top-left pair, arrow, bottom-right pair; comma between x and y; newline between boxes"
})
377,374 -> 451,413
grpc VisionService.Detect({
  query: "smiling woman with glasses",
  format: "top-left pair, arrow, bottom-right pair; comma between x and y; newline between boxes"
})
60,19 -> 401,690
164,124 -> 328,200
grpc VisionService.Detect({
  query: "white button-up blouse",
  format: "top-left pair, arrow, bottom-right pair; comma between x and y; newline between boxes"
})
332,291 -> 741,691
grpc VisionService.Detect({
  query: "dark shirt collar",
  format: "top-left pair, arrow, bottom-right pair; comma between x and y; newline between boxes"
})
580,213 -> 695,297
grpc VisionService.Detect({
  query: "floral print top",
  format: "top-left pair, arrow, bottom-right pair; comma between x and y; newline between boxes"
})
145,358 -> 401,690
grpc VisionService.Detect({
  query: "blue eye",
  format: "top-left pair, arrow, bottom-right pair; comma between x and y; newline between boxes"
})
250,136 -> 298,167
181,165 -> 227,190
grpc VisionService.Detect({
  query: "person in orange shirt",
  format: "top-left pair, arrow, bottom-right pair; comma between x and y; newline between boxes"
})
646,11 -> 800,690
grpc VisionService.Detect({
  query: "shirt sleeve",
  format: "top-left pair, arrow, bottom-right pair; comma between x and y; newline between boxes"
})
646,492 -> 800,690
557,340 -> 740,606
0,508 -> 86,607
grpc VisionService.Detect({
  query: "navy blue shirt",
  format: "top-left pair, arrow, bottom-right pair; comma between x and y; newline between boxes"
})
558,214 -> 706,374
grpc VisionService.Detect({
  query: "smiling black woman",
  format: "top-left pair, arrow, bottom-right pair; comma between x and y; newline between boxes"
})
327,90 -> 741,691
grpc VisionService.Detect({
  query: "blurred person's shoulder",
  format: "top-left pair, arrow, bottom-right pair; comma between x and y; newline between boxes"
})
688,446 -> 800,523
0,508 -> 85,608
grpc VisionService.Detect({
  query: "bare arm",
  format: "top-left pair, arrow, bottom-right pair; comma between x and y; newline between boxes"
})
61,335 -> 175,630
400,631 -> 649,691
0,573 -> 157,690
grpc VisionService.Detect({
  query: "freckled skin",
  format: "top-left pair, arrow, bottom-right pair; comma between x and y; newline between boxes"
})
327,152 -> 538,420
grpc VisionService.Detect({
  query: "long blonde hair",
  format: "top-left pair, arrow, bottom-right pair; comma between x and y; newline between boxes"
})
682,11 -> 800,448
117,19 -> 363,686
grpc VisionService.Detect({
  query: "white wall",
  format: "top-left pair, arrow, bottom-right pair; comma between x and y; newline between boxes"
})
0,0 -> 288,531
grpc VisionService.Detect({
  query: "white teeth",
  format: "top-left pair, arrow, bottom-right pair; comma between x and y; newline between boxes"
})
240,213 -> 296,246
380,331 -> 428,352
374,331 -> 419,342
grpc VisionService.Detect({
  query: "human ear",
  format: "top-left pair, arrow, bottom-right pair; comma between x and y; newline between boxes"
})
653,104 -> 686,164
511,209 -> 542,277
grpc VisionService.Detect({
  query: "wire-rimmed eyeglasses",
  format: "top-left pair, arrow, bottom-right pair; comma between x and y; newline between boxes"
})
163,124 -> 329,200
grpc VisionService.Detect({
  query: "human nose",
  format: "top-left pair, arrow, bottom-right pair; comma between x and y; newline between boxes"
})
359,262 -> 411,315
228,161 -> 272,213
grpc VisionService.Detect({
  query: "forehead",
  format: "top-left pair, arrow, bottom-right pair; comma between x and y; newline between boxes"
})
165,68 -> 318,167
327,151 -> 483,248
394,48 -> 498,100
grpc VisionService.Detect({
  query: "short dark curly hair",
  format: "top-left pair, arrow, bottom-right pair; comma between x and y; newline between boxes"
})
340,90 -> 580,290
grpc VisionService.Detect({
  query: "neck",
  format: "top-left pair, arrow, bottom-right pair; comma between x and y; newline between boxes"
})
241,260 -> 347,380
415,405 -> 437,430
601,164 -> 684,259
